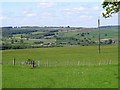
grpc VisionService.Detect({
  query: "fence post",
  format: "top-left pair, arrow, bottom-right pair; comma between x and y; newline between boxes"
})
0,61 -> 2,65
107,59 -> 109,65
99,60 -> 101,66
109,59 -> 112,64
67,60 -> 69,66
46,60 -> 49,67
105,59 -> 109,65
77,61 -> 80,66
13,58 -> 16,65
38,60 -> 40,67
54,61 -> 57,67
66,60 -> 70,66
32,60 -> 35,68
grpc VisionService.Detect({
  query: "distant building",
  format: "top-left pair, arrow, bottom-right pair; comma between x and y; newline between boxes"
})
96,39 -> 118,44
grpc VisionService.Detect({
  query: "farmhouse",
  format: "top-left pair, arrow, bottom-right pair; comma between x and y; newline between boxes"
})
100,39 -> 109,42
99,39 -> 118,44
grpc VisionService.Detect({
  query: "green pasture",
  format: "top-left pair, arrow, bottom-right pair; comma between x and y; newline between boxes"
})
58,29 -> 118,41
3,37 -> 56,45
89,29 -> 118,40
2,45 -> 118,64
32,31 -> 45,35
2,45 -> 118,88
13,34 -> 24,37
3,64 -> 118,88
26,38 -> 56,44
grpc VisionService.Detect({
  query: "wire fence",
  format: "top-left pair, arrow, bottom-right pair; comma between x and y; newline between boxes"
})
1,58 -> 113,68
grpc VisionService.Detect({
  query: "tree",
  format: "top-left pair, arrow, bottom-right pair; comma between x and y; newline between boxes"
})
11,39 -> 14,44
21,35 -> 23,39
102,0 -> 120,18
67,26 -> 70,28
26,37 -> 29,40
20,39 -> 24,43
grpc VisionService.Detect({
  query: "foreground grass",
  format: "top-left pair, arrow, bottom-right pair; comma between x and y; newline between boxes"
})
3,65 -> 118,88
2,45 -> 118,88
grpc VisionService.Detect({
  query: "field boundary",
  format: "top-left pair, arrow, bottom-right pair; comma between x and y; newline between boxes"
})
2,58 -> 115,68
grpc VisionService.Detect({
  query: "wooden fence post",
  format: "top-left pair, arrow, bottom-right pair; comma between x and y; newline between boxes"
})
0,60 -> 2,65
13,58 -> 15,65
99,60 -> 101,66
109,59 -> 112,64
32,60 -> 35,68
66,61 -> 67,66
105,59 -> 109,65
38,61 -> 40,67
54,61 -> 56,67
46,60 -> 49,67
107,59 -> 109,65
77,61 -> 80,66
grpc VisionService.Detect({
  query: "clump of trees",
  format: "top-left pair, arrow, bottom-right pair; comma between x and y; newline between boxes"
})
2,43 -> 31,50
34,41 -> 44,44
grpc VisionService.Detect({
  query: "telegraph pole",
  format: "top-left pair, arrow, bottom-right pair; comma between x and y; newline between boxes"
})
98,19 -> 100,54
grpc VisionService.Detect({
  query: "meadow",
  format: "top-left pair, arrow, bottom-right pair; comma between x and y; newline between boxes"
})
2,45 -> 118,88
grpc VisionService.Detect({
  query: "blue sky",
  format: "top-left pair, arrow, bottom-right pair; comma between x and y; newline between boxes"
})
0,1 -> 118,27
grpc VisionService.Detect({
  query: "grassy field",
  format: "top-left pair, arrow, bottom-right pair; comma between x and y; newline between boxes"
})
59,29 -> 118,41
2,45 -> 118,88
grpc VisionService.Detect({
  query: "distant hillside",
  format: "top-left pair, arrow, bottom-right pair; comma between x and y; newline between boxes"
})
100,25 -> 120,29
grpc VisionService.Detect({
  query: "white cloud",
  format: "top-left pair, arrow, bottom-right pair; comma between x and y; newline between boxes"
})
63,7 -> 86,14
26,13 -> 37,17
92,6 -> 99,10
103,0 -> 120,2
0,16 -> 7,20
63,6 -> 101,15
37,2 -> 56,8
39,12 -> 54,18
0,0 -> 102,3
43,12 -> 53,17
23,10 -> 37,17
79,15 -> 93,19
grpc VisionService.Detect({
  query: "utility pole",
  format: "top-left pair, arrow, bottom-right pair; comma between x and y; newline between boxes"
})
98,19 -> 100,54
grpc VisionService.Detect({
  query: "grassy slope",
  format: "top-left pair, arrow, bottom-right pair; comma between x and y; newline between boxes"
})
59,29 -> 118,41
3,65 -> 118,88
2,45 -> 118,88
90,29 -> 118,40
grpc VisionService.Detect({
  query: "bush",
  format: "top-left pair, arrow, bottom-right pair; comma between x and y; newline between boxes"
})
34,41 -> 43,44
2,43 -> 31,50
2,43 -> 12,50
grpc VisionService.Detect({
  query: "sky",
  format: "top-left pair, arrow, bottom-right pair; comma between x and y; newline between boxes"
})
0,0 -> 118,27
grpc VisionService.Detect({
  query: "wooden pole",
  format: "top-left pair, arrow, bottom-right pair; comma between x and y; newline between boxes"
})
77,61 -> 80,66
98,19 -> 100,54
38,61 -> 40,67
46,60 -> 48,67
32,60 -> 35,68
13,58 -> 15,65
99,60 -> 101,66
109,59 -> 112,64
